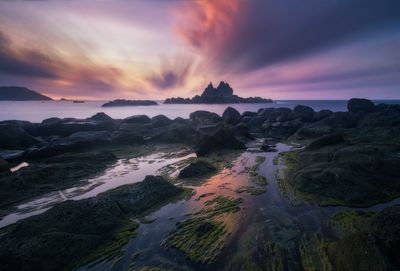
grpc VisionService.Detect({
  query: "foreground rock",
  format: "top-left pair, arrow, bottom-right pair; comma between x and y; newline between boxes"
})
0,123 -> 41,150
102,99 -> 157,107
164,81 -> 272,104
0,175 -> 184,271
178,160 -> 217,179
0,151 -> 116,207
196,127 -> 246,156
302,206 -> 400,270
280,127 -> 400,207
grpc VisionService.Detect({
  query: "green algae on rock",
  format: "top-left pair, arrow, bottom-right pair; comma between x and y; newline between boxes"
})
0,176 -> 185,271
164,195 -> 242,263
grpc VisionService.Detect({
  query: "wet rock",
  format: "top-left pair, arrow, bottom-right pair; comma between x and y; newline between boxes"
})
151,115 -> 172,128
347,98 -> 374,113
222,107 -> 242,125
0,175 -> 183,271
261,141 -> 278,152
0,151 -> 117,207
178,160 -> 217,178
123,115 -> 151,124
0,123 -> 41,150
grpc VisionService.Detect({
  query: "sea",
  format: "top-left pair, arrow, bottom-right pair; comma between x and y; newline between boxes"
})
1,100 -> 400,122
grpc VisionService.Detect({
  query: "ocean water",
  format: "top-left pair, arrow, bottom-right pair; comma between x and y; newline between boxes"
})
0,100 -> 399,122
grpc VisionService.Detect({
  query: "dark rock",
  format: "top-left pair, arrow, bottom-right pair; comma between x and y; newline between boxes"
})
42,117 -> 62,125
310,112 -> 357,129
151,122 -> 197,145
27,131 -> 112,158
0,123 -> 41,150
269,108 -> 292,122
87,112 -> 114,122
151,115 -> 172,128
222,107 -> 242,125
347,98 -> 374,113
247,116 -> 266,128
358,110 -> 400,127
261,141 -> 277,152
196,128 -> 246,156
292,105 -> 314,121
242,111 -> 257,118
123,115 -> 151,124
0,151 -> 117,206
312,109 -> 333,122
178,160 -> 217,178
307,134 -> 344,150
37,118 -> 117,137
257,108 -> 274,117
0,175 -> 183,271
0,157 -> 9,172
190,111 -> 221,125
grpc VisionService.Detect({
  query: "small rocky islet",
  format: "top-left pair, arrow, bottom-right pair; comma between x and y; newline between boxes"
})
0,98 -> 400,270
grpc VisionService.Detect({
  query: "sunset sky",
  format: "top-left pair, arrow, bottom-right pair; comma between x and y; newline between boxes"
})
0,0 -> 399,100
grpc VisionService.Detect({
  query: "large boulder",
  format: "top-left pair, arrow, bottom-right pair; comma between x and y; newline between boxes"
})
347,98 -> 374,113
292,105 -> 314,121
0,123 -> 41,150
178,160 -> 217,178
151,115 -> 172,128
189,111 -> 221,125
123,115 -> 151,124
196,128 -> 246,156
222,107 -> 242,125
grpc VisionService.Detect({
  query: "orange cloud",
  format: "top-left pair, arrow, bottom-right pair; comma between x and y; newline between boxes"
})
174,0 -> 243,51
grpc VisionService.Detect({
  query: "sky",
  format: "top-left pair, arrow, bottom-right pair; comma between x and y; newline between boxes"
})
0,0 -> 399,100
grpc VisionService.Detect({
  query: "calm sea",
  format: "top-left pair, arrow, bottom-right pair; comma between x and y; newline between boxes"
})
1,100 -> 399,123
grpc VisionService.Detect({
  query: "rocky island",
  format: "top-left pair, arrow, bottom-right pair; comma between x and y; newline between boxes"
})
1,98 -> 400,270
102,99 -> 158,107
0,86 -> 52,101
164,81 -> 272,104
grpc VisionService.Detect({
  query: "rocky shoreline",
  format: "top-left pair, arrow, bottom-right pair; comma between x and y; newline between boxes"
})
1,98 -> 400,270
